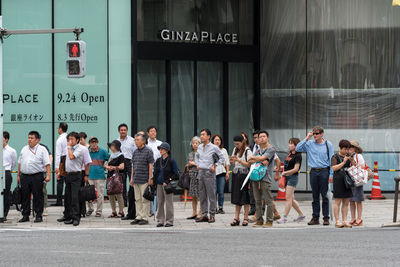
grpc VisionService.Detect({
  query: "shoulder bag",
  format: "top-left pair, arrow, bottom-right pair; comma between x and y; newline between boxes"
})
107,170 -> 124,195
335,154 -> 355,189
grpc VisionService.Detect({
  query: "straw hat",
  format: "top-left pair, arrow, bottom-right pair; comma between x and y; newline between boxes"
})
350,140 -> 363,154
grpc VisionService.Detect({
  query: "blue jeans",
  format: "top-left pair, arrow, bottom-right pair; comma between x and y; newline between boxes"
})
310,168 -> 330,219
216,174 -> 226,208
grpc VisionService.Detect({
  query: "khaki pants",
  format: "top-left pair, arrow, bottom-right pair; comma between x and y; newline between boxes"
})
156,185 -> 174,225
109,193 -> 124,213
134,183 -> 149,221
88,179 -> 105,213
252,181 -> 274,223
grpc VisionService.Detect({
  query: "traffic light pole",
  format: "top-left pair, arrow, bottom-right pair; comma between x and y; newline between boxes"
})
0,16 -> 84,221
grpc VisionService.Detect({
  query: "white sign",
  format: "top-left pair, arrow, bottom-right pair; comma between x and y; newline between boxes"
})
160,29 -> 238,44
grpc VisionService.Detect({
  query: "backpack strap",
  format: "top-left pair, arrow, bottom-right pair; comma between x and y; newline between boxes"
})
325,140 -> 330,162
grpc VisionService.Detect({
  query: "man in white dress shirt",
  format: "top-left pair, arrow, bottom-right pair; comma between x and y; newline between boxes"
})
146,126 -> 162,216
1,131 -> 17,222
17,131 -> 51,223
117,123 -> 137,220
53,122 -> 68,206
57,132 -> 85,226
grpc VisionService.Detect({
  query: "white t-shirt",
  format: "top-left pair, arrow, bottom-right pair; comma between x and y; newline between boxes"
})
232,147 -> 253,171
215,148 -> 230,176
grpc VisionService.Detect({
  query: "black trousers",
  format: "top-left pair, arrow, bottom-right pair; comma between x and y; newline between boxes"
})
56,175 -> 65,204
64,172 -> 81,220
124,159 -> 136,219
21,173 -> 44,218
4,171 -> 13,217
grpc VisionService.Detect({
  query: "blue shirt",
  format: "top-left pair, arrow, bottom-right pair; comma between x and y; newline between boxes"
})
155,156 -> 179,185
296,139 -> 334,177
89,147 -> 110,179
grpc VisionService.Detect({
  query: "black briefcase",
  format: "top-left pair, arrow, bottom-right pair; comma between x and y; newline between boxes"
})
79,184 -> 97,202
12,184 -> 22,212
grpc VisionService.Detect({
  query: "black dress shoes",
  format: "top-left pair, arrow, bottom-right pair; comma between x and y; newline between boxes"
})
130,219 -> 140,225
157,223 -> 164,227
73,220 -> 80,226
18,217 -> 29,223
195,216 -> 209,223
34,217 -> 43,223
57,216 -> 69,222
64,219 -> 74,224
165,223 -> 173,227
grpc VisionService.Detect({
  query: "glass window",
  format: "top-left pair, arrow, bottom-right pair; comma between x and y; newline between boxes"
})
197,62 -> 223,136
171,61 -> 195,169
137,60 -> 167,141
228,63 -> 254,151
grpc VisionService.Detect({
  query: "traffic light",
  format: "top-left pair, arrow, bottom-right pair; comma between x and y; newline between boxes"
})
66,40 -> 86,78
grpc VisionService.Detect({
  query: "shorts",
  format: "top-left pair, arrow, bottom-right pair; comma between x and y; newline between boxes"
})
285,175 -> 298,187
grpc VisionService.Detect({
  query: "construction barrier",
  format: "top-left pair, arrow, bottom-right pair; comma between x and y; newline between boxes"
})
367,161 -> 386,200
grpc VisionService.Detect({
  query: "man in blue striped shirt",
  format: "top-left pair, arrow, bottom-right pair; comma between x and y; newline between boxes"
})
296,126 -> 334,226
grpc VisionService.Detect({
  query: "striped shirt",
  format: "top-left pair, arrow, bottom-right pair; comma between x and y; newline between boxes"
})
132,145 -> 154,184
89,147 -> 109,179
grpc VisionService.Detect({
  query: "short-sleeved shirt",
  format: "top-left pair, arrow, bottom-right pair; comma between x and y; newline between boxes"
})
65,144 -> 84,172
89,147 -> 109,179
19,144 -> 51,174
107,154 -> 125,178
255,144 -> 276,183
132,145 -> 154,184
284,152 -> 302,175
232,147 -> 253,172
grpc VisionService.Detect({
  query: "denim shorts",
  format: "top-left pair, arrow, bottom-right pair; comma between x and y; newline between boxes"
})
285,175 -> 299,187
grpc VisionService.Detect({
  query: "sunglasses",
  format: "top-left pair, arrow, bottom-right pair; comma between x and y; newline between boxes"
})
313,132 -> 321,135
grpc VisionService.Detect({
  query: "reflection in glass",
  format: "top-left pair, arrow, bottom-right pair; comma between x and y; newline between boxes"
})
137,60 -> 167,141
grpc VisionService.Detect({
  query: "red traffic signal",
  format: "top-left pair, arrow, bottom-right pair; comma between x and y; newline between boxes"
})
66,40 -> 86,78
68,42 -> 80,57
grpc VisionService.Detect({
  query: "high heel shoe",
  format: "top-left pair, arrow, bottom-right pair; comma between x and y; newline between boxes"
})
353,219 -> 363,226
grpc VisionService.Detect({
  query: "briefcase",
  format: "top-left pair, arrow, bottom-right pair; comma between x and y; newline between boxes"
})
12,184 -> 22,212
79,184 -> 97,202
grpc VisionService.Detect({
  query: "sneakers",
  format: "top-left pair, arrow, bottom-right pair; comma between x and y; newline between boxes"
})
253,221 -> 263,227
308,217 -> 320,225
217,208 -> 225,214
273,214 -> 281,221
277,217 -> 287,224
294,215 -> 306,222
263,221 -> 273,228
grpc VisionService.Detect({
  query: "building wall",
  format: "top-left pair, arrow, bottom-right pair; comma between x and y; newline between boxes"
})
2,0 -> 131,194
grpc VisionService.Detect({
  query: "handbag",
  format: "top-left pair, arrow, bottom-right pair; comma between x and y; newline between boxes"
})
79,184 -> 97,202
143,185 -> 155,201
249,148 -> 270,181
165,179 -> 179,194
335,154 -> 354,189
107,170 -> 123,195
346,165 -> 368,187
12,184 -> 22,205
178,167 -> 191,190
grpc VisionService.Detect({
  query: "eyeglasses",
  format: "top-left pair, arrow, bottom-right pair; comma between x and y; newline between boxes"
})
313,132 -> 321,135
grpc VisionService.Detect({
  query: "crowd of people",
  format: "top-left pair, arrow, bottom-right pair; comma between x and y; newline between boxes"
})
1,124 -> 367,228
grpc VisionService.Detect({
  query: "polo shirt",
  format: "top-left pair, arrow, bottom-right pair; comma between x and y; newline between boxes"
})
132,145 -> 154,184
89,147 -> 109,179
65,144 -> 84,172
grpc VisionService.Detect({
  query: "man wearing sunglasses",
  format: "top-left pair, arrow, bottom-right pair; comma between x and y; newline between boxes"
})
296,126 -> 334,226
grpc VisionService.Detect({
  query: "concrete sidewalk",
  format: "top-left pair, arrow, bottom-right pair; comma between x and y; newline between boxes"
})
1,194 -> 397,229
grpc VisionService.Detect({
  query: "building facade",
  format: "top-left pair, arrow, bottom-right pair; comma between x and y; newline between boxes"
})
2,0 -> 400,194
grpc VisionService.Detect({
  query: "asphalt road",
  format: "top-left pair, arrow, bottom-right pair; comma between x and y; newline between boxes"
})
0,227 -> 399,267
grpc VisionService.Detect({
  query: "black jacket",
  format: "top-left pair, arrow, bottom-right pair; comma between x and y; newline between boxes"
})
152,156 -> 179,184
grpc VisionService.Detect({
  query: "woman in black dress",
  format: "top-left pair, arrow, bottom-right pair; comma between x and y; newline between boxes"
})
230,135 -> 252,226
331,139 -> 353,228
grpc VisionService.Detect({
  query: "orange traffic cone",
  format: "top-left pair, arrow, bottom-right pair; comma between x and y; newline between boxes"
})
275,163 -> 286,201
367,161 -> 386,200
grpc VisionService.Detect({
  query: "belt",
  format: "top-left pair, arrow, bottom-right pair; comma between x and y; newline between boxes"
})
311,167 -> 329,171
67,171 -> 81,175
21,172 -> 42,176
5,170 -> 11,173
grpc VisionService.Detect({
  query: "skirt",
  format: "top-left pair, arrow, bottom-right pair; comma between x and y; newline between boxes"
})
188,169 -> 200,198
351,186 -> 365,202
231,172 -> 250,206
333,172 -> 353,199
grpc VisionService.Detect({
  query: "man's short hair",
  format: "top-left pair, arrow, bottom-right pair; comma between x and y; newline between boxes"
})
118,123 -> 128,131
28,131 -> 41,139
3,131 -> 10,141
146,126 -> 157,133
258,130 -> 269,137
58,123 -> 68,133
134,133 -> 146,142
312,126 -> 324,133
67,132 -> 80,141
253,130 -> 260,136
200,128 -> 211,137
79,132 -> 87,139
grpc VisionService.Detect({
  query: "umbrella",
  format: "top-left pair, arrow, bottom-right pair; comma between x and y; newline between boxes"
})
241,164 -> 256,190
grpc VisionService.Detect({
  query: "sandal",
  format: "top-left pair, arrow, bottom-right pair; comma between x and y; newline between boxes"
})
95,212 -> 102,217
108,212 -> 118,218
353,219 -> 363,226
242,219 -> 249,226
230,218 -> 240,226
349,219 -> 356,225
117,212 -> 125,218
